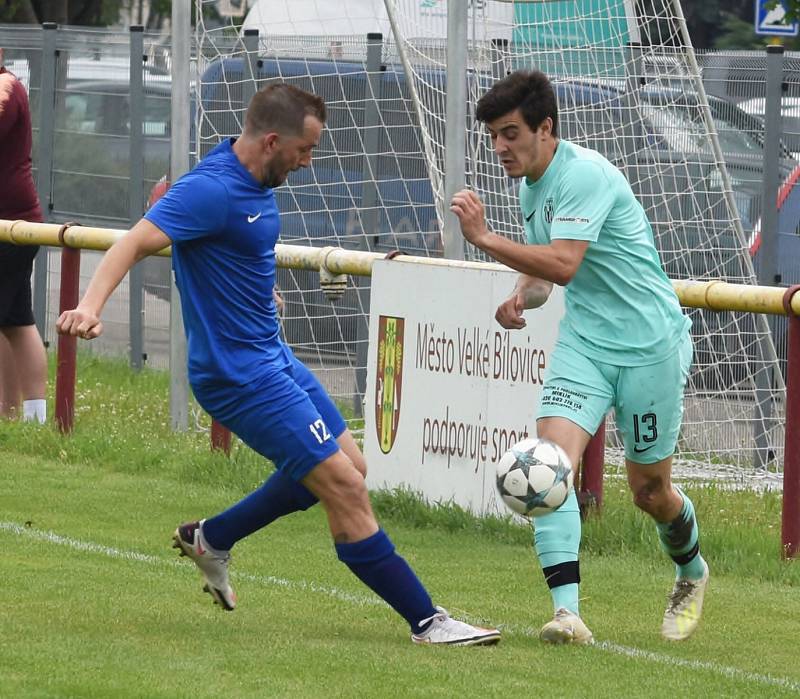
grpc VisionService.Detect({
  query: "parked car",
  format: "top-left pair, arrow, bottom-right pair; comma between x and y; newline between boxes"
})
737,95 -> 800,160
555,79 -> 797,232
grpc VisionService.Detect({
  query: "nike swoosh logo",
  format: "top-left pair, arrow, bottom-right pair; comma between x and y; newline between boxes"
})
247,212 -> 262,223
633,444 -> 655,454
525,209 -> 536,221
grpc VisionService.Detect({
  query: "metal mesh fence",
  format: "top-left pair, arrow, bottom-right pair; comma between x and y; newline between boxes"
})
1,24 -> 173,366
1,21 -> 797,478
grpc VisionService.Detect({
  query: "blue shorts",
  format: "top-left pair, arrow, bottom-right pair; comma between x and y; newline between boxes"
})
192,351 -> 346,480
538,332 -> 693,464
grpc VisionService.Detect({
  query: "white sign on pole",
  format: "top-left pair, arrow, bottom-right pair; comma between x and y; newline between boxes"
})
364,260 -> 565,516
755,0 -> 799,36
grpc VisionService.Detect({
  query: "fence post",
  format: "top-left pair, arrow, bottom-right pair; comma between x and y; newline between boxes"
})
354,32 -> 384,416
169,0 -> 191,431
210,420 -> 232,454
145,140 -> 231,455
54,224 -> 81,433
754,44 -> 785,469
442,0 -> 467,261
33,22 -> 58,344
129,25 -> 145,371
578,418 -> 605,516
242,28 -> 259,114
782,286 -> 800,559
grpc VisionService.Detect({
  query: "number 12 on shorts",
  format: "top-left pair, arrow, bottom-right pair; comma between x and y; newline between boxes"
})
633,412 -> 658,445
309,418 -> 331,444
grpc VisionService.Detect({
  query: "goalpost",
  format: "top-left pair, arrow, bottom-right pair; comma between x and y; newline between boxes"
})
192,0 -> 786,482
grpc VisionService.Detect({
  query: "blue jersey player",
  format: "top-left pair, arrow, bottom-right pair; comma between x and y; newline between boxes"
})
450,71 -> 708,644
57,83 -> 500,647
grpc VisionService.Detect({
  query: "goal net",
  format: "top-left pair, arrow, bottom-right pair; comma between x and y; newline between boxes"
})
195,1 -> 453,419
193,0 -> 786,483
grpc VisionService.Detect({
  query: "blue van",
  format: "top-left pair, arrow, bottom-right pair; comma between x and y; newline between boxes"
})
200,56 -> 794,256
199,57 -> 439,253
198,56 -> 797,370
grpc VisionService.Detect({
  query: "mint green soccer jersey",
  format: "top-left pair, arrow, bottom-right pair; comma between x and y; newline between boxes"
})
520,139 -> 690,366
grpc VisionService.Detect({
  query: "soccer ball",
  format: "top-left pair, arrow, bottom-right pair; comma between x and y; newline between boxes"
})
495,437 -> 574,517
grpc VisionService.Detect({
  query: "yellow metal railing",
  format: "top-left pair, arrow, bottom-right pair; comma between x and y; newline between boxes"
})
2,218 -> 799,315
3,218 -> 799,558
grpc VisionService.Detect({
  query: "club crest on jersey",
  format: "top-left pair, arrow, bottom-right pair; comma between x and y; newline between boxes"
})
375,315 -> 405,454
544,197 -> 554,224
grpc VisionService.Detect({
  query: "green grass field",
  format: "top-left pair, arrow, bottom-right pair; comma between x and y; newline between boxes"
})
1,356 -> 799,698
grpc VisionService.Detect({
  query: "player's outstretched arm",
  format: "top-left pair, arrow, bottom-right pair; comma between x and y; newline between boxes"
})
56,218 -> 171,340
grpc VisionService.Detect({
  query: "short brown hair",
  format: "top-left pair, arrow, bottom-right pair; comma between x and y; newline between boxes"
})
245,83 -> 327,137
476,70 -> 558,137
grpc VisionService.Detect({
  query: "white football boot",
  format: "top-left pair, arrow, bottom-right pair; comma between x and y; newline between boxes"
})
172,519 -> 236,611
539,608 -> 594,645
661,560 -> 709,641
411,607 -> 501,646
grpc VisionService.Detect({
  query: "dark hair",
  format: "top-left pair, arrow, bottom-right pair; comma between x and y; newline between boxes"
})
475,70 -> 558,137
245,83 -> 327,137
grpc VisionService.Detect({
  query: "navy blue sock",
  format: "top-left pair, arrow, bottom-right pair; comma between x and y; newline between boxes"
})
336,529 -> 436,634
202,469 -> 318,551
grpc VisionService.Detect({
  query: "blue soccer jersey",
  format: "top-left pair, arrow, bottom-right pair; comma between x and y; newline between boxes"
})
145,138 -> 286,386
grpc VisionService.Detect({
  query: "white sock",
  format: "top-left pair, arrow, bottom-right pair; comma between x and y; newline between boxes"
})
22,399 -> 46,424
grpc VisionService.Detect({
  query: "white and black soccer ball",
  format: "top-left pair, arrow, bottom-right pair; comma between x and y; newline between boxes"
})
495,437 -> 574,517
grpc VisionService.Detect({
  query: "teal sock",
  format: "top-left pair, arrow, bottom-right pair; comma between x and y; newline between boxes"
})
550,582 -> 579,615
533,489 -> 582,615
656,487 -> 707,581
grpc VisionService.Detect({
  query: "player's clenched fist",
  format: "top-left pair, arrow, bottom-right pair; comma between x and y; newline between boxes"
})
450,189 -> 490,246
56,307 -> 103,340
495,292 -> 527,330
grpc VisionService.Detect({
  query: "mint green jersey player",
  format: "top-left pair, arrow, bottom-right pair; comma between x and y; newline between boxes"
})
521,139 -> 692,463
521,139 -> 690,366
453,69 -> 708,647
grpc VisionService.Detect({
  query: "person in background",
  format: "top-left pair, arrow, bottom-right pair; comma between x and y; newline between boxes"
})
0,47 -> 48,423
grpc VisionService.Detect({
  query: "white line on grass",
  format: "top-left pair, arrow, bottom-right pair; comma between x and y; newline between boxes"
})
0,521 -> 384,609
4,521 -> 799,694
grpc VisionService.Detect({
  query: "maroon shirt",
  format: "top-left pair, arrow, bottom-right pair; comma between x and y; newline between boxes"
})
0,66 -> 43,222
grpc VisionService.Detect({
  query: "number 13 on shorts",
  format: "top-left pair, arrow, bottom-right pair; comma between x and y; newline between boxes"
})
633,412 -> 658,445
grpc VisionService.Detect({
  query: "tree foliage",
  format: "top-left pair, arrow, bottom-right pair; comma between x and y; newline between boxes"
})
681,0 -> 750,48
768,0 -> 800,22
713,11 -> 773,50
1,0 -> 209,31
0,0 -> 124,26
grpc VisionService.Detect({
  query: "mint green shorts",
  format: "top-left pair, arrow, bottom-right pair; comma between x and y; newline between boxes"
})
538,332 -> 693,464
